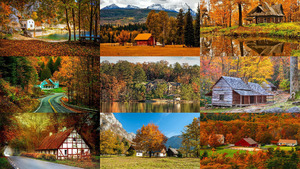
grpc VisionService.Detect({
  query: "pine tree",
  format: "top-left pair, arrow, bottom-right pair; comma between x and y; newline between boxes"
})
184,8 -> 195,47
194,4 -> 200,47
41,66 -> 52,80
53,57 -> 61,72
47,58 -> 55,75
176,9 -> 184,44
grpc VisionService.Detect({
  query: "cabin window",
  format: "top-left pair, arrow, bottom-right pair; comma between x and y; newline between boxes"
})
73,138 -> 76,141
220,95 -> 224,101
65,150 -> 67,155
264,18 -> 266,23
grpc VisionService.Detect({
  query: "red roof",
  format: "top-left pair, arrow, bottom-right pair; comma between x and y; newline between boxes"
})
36,128 -> 73,150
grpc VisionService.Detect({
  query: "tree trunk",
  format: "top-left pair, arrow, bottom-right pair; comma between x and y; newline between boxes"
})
229,7 -> 232,27
78,0 -> 81,37
238,3 -> 243,27
72,7 -> 76,41
290,57 -> 299,94
239,41 -> 244,56
95,4 -> 99,41
149,151 -> 152,158
65,7 -> 71,41
90,0 -> 93,38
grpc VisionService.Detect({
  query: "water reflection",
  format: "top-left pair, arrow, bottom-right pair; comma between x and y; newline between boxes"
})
100,102 -> 200,113
200,36 -> 299,56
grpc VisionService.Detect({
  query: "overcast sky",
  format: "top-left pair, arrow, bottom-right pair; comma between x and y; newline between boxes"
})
100,57 -> 200,66
100,0 -> 199,11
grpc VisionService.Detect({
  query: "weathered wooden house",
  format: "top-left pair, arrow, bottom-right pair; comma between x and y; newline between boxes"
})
134,33 -> 155,46
246,40 -> 284,56
205,76 -> 274,107
36,128 -> 91,160
262,81 -> 277,91
167,148 -> 179,157
246,2 -> 285,24
277,139 -> 298,146
235,138 -> 258,147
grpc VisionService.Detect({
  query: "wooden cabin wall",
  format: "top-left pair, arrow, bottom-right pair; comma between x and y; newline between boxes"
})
212,78 -> 233,106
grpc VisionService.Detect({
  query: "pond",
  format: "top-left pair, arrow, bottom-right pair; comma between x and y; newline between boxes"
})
37,31 -> 98,41
100,102 -> 200,113
200,35 -> 299,56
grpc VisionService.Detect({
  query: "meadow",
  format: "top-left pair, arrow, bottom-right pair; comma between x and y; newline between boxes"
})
100,45 -> 200,56
100,156 -> 200,169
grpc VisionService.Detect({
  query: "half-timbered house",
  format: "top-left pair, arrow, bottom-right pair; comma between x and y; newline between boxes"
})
36,128 -> 91,160
205,76 -> 274,107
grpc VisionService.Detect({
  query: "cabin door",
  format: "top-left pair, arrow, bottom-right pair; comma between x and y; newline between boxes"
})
250,96 -> 255,104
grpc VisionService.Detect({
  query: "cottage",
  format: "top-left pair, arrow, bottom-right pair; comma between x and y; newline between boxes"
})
235,138 -> 258,147
127,145 -> 144,157
153,148 -> 166,157
36,128 -> 91,160
246,2 -> 285,24
36,78 -> 59,90
277,139 -> 298,146
20,19 -> 35,30
167,82 -> 181,94
145,79 -> 180,95
262,81 -> 277,91
134,33 -> 155,46
205,76 -> 274,107
215,134 -> 225,144
167,148 -> 179,157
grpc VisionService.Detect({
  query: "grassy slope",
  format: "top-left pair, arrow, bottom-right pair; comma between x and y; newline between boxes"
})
201,22 -> 300,39
100,156 -> 200,169
0,157 -> 13,169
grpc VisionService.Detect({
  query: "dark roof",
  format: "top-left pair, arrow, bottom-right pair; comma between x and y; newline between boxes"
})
222,76 -> 251,90
248,2 -> 284,17
248,82 -> 273,96
36,128 -> 73,150
243,138 -> 257,145
168,148 -> 178,155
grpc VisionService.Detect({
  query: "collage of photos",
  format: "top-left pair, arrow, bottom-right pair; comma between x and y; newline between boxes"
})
100,0 -> 200,168
0,0 -> 100,169
200,0 -> 300,168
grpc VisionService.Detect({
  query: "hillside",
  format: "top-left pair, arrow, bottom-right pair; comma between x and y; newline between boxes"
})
100,9 -> 178,25
165,135 -> 182,149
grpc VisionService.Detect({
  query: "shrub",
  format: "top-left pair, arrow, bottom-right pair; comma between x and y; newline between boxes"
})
45,154 -> 56,161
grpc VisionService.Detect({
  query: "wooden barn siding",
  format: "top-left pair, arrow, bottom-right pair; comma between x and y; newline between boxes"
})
255,16 -> 283,24
212,78 -> 233,106
232,91 -> 241,105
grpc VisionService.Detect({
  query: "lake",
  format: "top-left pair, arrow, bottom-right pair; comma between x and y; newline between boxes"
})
100,102 -> 200,113
200,35 -> 299,56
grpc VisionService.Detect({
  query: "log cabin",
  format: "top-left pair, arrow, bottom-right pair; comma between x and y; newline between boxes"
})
205,76 -> 274,107
246,2 -> 285,24
36,128 -> 91,160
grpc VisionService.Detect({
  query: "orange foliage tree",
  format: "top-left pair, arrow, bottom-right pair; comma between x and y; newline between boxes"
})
133,123 -> 167,158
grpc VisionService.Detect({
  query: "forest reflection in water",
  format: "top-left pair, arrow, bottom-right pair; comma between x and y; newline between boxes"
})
100,102 -> 200,113
200,36 -> 299,56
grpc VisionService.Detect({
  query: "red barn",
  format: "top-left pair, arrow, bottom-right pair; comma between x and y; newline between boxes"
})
134,33 -> 155,46
235,138 -> 258,147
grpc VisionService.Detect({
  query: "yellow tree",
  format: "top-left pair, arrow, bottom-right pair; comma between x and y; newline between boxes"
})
0,2 -> 11,34
133,123 -> 167,158
100,130 -> 117,155
116,30 -> 130,46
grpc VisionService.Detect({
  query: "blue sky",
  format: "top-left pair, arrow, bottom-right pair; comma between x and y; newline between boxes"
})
113,113 -> 199,138
100,57 -> 200,66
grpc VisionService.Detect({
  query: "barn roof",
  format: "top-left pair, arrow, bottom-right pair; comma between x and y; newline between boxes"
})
36,128 -> 73,150
248,82 -> 273,96
243,138 -> 257,145
278,139 -> 297,144
247,2 -> 284,17
134,33 -> 152,41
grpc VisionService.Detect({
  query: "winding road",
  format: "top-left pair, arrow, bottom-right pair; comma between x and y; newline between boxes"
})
7,156 -> 83,169
33,93 -> 75,113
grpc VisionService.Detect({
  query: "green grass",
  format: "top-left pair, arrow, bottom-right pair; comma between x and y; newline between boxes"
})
0,157 -> 14,169
292,50 -> 300,56
261,145 -> 295,151
43,87 -> 66,94
100,156 -> 200,169
200,26 -> 221,33
200,146 -> 252,157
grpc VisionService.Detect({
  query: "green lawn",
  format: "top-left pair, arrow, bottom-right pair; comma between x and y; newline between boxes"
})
200,148 -> 251,157
43,87 -> 66,94
100,156 -> 200,169
261,145 -> 296,151
0,157 -> 13,169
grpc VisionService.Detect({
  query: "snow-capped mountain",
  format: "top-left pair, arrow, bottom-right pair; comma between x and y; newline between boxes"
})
102,4 -> 121,10
126,5 -> 140,9
100,113 -> 136,141
101,3 -> 196,16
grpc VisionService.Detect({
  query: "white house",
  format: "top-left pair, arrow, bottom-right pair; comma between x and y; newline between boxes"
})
153,148 -> 166,157
277,139 -> 298,147
20,19 -> 35,30
36,128 -> 91,160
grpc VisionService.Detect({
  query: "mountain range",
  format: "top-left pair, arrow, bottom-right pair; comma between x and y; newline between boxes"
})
101,3 -> 196,16
165,135 -> 182,149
